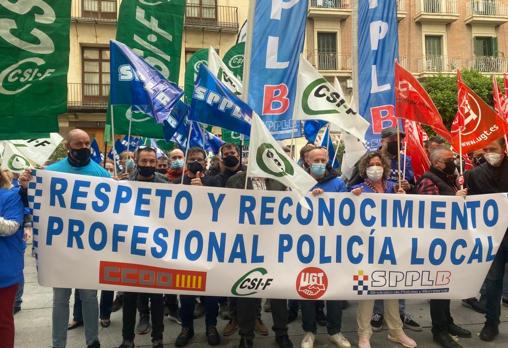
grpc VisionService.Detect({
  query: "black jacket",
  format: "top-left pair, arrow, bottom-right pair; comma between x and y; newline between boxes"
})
465,157 -> 508,195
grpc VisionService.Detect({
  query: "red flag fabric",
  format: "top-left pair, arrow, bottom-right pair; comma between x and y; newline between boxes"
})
451,71 -> 506,153
395,62 -> 451,141
493,76 -> 508,133
504,73 -> 508,98
403,120 -> 429,181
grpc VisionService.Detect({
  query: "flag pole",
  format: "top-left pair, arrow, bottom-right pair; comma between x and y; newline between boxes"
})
181,121 -> 194,184
110,105 -> 118,177
458,126 -> 464,190
402,137 -> 407,180
290,120 -> 296,159
331,135 -> 340,168
396,120 -> 402,190
126,115 -> 133,153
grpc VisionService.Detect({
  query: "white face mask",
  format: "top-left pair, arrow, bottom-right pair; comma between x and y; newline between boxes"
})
366,165 -> 384,182
484,152 -> 504,166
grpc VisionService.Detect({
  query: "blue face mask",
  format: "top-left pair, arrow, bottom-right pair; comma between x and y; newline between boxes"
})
170,159 -> 184,169
310,163 -> 326,177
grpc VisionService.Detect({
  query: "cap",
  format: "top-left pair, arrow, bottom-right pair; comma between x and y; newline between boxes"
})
381,127 -> 405,139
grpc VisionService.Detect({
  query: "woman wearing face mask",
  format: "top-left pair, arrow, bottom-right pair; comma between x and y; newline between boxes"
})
350,152 -> 416,348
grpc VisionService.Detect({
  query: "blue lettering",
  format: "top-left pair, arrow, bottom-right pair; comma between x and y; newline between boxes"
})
239,195 -> 256,224
229,234 -> 247,263
296,198 -> 313,225
70,180 -> 90,211
468,238 -> 483,264
338,198 -> 355,226
429,238 -> 447,265
410,238 -> 424,265
451,202 -> 468,230
393,199 -> 413,228
260,196 -> 276,225
175,191 -> 192,220
114,186 -> 132,214
278,234 -> 292,262
379,237 -> 396,264
67,219 -> 84,249
50,177 -> 67,208
348,236 -> 363,264
172,229 -> 181,259
450,239 -> 467,265
430,201 -> 446,229
134,188 -> 152,217
297,235 -> 315,264
483,199 -> 498,227
319,236 -> 331,263
131,226 -> 148,256
112,224 -> 128,252
185,230 -> 203,261
251,235 -> 264,263
92,183 -> 110,212
46,216 -> 63,245
278,197 -> 293,225
207,193 -> 225,222
155,189 -> 172,219
88,222 -> 107,251
151,228 -> 168,258
360,198 -> 376,227
318,198 -> 334,226
207,232 -> 226,262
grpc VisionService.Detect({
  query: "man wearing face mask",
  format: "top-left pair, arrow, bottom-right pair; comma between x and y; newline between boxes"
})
416,148 -> 471,348
167,148 -> 185,182
119,146 -> 167,348
214,143 -> 245,187
44,129 -> 110,348
156,155 -> 169,175
302,147 -> 351,348
465,137 -> 508,342
175,147 -> 221,347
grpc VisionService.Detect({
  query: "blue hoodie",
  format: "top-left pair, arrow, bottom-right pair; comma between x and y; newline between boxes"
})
312,170 -> 348,193
0,187 -> 25,288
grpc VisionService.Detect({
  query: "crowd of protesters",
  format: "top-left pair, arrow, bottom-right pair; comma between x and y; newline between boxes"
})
1,127 -> 508,348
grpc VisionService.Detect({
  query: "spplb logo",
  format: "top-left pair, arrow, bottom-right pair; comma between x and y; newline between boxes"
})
231,268 -> 274,296
296,267 -> 328,299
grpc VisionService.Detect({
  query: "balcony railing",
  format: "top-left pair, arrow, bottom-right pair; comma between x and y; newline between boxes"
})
417,56 -> 464,73
185,4 -> 238,32
71,0 -> 117,22
415,0 -> 459,22
309,0 -> 351,10
472,56 -> 508,72
468,0 -> 508,16
68,83 -> 109,111
312,52 -> 352,71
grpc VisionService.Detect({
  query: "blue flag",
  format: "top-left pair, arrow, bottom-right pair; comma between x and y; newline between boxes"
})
107,136 -> 143,160
304,120 -> 327,144
190,65 -> 252,135
90,139 -> 103,164
162,100 -> 189,142
204,131 -> 225,155
172,117 -> 205,150
320,127 -> 340,170
109,40 -> 183,124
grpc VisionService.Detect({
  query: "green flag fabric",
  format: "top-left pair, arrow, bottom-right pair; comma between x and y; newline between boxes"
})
221,43 -> 245,145
0,1 -> 71,137
184,48 -> 209,103
106,0 -> 186,140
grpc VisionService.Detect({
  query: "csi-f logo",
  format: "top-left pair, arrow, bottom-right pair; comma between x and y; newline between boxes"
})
7,154 -> 30,172
228,54 -> 244,69
301,78 -> 355,116
256,143 -> 294,177
296,267 -> 328,299
231,268 -> 274,296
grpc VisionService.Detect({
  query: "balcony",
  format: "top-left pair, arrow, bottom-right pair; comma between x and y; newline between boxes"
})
416,56 -> 464,74
67,83 -> 109,112
414,0 -> 459,24
472,56 -> 508,73
308,0 -> 352,20
397,0 -> 407,21
465,1 -> 508,26
71,0 -> 117,23
185,4 -> 238,33
310,52 -> 352,75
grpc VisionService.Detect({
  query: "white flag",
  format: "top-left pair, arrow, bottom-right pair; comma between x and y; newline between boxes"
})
1,142 -> 32,173
208,47 -> 243,96
294,56 -> 369,140
247,113 -> 316,204
0,133 -> 63,172
341,133 -> 368,180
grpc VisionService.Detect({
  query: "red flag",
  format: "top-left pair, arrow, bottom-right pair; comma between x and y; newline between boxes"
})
504,73 -> 508,98
403,119 -> 429,180
451,71 -> 506,153
493,76 -> 508,132
395,62 -> 451,141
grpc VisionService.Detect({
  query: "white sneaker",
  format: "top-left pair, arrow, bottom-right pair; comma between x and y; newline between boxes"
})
388,332 -> 417,348
358,335 -> 371,348
329,333 -> 351,348
301,332 -> 315,348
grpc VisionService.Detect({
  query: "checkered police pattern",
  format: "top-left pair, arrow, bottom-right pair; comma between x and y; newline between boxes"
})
353,270 -> 369,295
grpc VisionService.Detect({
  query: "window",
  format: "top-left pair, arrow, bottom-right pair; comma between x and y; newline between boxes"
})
82,0 -> 117,20
425,35 -> 443,71
474,36 -> 499,72
186,0 -> 217,21
82,47 -> 110,105
317,32 -> 337,70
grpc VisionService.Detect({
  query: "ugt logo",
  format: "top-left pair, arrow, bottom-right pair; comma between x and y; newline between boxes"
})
296,267 -> 328,300
453,91 -> 482,136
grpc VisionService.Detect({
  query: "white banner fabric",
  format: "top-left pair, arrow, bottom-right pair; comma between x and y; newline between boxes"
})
29,170 -> 508,300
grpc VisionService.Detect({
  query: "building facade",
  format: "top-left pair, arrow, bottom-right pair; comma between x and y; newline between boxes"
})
62,0 -> 508,147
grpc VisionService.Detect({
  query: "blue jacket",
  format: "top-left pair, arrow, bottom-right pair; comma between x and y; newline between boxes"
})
46,158 -> 111,178
313,170 -> 348,193
0,187 -> 25,288
350,180 -> 396,194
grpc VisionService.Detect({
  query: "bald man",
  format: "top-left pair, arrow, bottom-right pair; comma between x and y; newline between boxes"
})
167,148 -> 185,182
45,129 -> 110,348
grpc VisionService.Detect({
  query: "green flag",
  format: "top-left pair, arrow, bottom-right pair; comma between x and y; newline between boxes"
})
221,43 -> 245,145
184,48 -> 209,103
0,1 -> 71,137
106,0 -> 186,140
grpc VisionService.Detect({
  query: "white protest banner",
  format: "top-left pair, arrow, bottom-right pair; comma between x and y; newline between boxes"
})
29,170 -> 508,300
